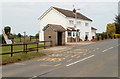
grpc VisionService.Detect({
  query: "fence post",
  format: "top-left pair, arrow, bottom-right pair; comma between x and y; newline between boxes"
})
44,41 -> 46,49
25,44 -> 27,54
37,42 -> 39,52
11,44 -> 13,57
23,43 -> 25,52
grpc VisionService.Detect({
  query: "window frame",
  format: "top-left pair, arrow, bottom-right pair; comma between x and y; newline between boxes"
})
69,20 -> 74,25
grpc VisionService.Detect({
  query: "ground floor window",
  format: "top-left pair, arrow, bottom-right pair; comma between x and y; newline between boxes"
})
73,32 -> 75,37
68,32 -> 72,36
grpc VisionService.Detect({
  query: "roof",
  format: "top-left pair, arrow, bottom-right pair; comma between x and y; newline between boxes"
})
53,7 -> 92,21
91,27 -> 97,30
43,24 -> 66,32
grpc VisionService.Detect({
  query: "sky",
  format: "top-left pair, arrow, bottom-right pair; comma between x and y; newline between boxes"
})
1,0 -> 119,36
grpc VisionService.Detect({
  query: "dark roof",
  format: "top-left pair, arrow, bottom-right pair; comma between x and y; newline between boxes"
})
91,27 -> 97,30
53,7 -> 92,21
43,24 -> 66,32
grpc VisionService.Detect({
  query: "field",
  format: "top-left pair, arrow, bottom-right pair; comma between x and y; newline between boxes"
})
1,37 -> 47,65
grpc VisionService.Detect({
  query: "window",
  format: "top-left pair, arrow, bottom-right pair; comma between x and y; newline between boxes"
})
69,20 -> 74,25
48,36 -> 51,38
73,32 -> 75,37
77,21 -> 81,25
85,23 -> 89,26
68,32 -> 71,36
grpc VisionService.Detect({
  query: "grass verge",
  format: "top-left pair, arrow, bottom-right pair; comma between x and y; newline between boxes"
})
1,52 -> 46,65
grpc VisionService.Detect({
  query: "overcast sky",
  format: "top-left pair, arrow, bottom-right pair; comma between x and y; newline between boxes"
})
1,1 -> 119,35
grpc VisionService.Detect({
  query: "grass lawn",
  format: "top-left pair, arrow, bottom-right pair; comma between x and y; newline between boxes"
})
1,43 -> 44,54
1,43 -> 46,65
14,37 -> 37,44
1,52 -> 46,65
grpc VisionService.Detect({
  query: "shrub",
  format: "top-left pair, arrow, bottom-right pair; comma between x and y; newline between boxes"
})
97,35 -> 100,41
4,26 -> 11,34
114,34 -> 120,38
85,35 -> 88,41
92,36 -> 95,39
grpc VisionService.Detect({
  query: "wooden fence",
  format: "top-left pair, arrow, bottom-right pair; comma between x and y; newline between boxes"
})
0,41 -> 52,57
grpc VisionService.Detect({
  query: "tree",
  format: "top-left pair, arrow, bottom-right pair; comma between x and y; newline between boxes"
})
35,33 -> 39,41
114,15 -> 120,34
106,24 -> 116,34
17,33 -> 22,42
4,26 -> 11,34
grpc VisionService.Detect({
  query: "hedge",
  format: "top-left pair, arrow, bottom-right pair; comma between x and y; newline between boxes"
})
114,34 -> 120,38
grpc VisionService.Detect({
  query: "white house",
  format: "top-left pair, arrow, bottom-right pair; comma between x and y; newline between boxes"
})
38,6 -> 97,42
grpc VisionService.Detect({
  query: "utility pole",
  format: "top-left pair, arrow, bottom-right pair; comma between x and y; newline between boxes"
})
23,32 -> 26,43
23,32 -> 26,52
73,5 -> 80,44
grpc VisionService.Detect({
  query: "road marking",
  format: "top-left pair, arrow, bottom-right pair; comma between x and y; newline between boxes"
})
14,63 -> 25,65
66,59 -> 72,62
54,63 -> 61,67
76,56 -> 80,58
66,55 -> 95,67
71,55 -> 77,57
102,47 -> 114,52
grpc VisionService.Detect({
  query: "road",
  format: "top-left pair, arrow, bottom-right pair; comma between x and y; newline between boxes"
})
1,39 -> 119,78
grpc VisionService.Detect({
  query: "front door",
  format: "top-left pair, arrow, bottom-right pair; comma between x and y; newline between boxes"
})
57,32 -> 62,45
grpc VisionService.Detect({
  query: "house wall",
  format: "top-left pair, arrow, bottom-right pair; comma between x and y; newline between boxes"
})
40,7 -> 93,42
91,30 -> 96,37
66,17 -> 92,41
39,8 -> 67,42
44,27 -> 65,46
44,27 -> 57,46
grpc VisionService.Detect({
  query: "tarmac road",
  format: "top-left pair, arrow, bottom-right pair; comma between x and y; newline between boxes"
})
2,39 -> 119,78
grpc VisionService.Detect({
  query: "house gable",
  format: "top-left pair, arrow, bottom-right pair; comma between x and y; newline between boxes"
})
39,6 -> 66,20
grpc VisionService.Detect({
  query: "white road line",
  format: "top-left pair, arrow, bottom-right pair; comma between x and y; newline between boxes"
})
66,55 -> 95,67
102,47 -> 113,52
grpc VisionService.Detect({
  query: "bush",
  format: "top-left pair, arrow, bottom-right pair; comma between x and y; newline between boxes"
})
4,26 -> 11,34
97,35 -> 100,41
92,36 -> 95,39
114,34 -> 120,38
85,35 -> 88,41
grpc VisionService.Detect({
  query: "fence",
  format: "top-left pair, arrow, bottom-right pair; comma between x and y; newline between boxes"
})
0,41 -> 52,57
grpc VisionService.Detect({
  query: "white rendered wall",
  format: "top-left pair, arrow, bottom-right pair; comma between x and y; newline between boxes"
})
91,30 -> 96,37
39,8 -> 67,41
39,8 -> 93,42
66,17 -> 92,41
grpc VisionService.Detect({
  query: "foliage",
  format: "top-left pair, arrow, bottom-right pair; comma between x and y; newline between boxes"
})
114,15 -> 120,34
4,26 -> 11,34
35,33 -> 39,39
17,33 -> 22,38
106,24 -> 116,34
114,34 -> 120,38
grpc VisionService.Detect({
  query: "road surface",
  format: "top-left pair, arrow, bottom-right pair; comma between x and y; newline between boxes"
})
1,39 -> 119,78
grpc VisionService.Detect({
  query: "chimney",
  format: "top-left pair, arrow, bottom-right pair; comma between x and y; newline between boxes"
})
73,8 -> 76,13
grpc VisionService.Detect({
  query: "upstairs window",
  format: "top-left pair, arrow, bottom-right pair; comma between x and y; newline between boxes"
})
85,23 -> 89,26
69,20 -> 74,25
77,21 -> 81,25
